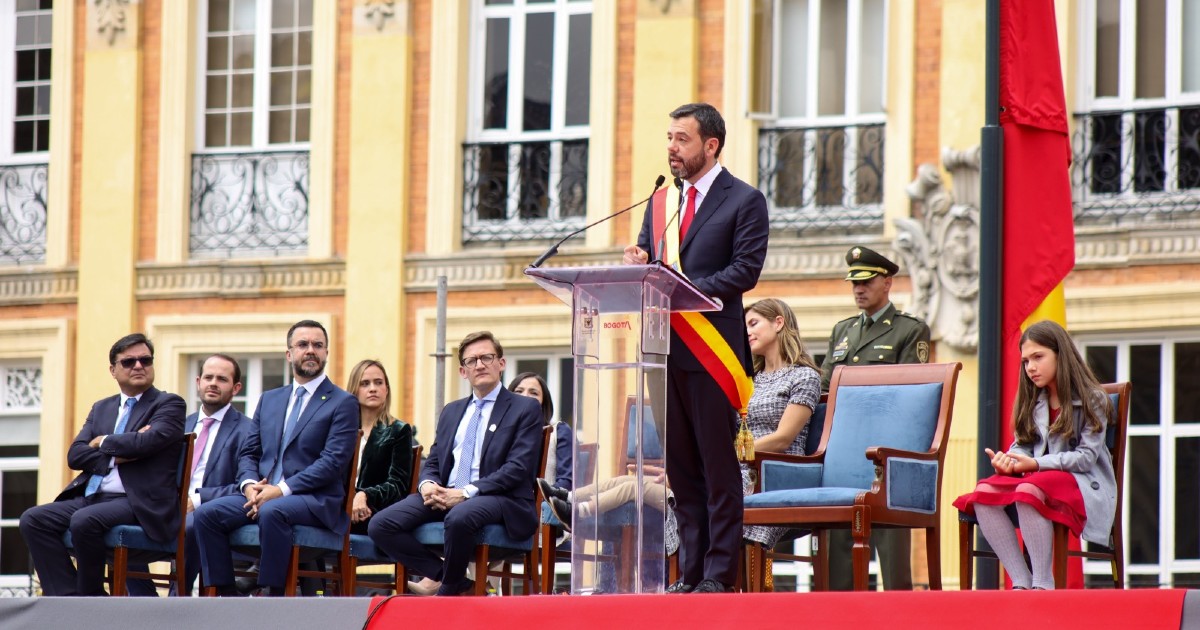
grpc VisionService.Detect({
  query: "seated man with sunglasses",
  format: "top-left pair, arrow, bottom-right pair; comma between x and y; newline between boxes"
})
20,333 -> 186,596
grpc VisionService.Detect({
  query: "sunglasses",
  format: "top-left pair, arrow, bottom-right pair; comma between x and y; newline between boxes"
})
118,356 -> 154,369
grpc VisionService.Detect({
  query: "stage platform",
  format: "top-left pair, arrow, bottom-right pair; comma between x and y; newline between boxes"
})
1,589 -> 1195,630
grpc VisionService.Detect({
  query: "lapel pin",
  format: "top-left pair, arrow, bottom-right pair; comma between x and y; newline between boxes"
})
488,424 -> 497,432
321,395 -> 327,401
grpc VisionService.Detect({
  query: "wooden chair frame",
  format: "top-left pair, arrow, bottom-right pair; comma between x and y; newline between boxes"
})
958,381 -> 1131,590
203,429 -> 362,596
342,443 -> 423,594
107,433 -> 196,595
742,363 -> 962,591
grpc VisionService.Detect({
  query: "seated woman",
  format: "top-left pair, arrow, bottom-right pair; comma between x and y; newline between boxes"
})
740,298 -> 821,552
542,464 -> 679,556
347,360 -> 414,534
510,372 -> 573,491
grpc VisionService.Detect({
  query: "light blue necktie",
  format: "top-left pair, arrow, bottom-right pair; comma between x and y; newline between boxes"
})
453,399 -> 487,489
84,397 -> 135,496
271,387 -> 307,484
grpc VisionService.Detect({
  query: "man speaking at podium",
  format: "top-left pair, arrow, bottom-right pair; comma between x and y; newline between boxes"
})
622,103 -> 769,593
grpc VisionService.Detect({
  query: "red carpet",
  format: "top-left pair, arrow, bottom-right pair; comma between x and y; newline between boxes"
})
367,589 -> 1187,629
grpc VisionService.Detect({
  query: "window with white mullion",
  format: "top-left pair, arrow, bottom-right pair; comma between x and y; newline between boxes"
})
198,0 -> 312,151
843,0 -> 863,119
0,0 -> 52,161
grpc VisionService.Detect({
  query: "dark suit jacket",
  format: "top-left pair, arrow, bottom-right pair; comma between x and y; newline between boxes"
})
637,167 -> 770,374
186,407 -> 253,504
237,377 -> 359,532
356,420 -> 415,512
60,387 -> 187,543
420,387 -> 543,539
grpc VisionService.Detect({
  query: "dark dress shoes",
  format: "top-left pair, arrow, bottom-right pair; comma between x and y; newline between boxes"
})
548,496 -> 573,532
692,579 -> 733,593
665,579 -> 694,593
538,478 -> 569,502
436,579 -> 475,596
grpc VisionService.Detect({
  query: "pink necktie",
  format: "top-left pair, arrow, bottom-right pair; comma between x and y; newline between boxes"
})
679,186 -> 698,238
192,417 -> 215,472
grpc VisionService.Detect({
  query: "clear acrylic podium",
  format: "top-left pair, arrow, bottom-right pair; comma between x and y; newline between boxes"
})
525,263 -> 718,594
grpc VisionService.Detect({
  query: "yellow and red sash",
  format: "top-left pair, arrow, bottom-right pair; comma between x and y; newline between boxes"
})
651,188 -> 754,459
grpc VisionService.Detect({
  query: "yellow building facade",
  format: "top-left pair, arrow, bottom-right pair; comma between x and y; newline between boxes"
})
0,0 -> 1196,592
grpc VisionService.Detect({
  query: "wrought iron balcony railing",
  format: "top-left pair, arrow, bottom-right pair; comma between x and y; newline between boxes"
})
1073,106 -> 1200,222
757,123 -> 885,235
0,163 -> 47,265
462,139 -> 588,243
189,150 -> 309,258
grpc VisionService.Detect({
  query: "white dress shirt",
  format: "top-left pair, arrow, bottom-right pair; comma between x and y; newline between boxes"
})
187,403 -> 231,508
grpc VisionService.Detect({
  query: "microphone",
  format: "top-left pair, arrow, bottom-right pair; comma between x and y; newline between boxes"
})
529,175 -> 667,268
653,177 -> 685,264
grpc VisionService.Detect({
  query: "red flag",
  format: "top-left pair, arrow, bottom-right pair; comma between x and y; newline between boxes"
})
998,0 -> 1075,445
998,0 -> 1082,588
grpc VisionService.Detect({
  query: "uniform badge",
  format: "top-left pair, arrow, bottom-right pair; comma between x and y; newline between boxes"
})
851,247 -> 862,260
917,341 -> 930,363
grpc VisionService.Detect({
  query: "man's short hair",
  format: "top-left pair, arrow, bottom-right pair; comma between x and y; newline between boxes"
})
287,320 -> 328,347
457,331 -> 504,365
669,102 -> 726,158
203,353 -> 243,385
109,333 -> 153,366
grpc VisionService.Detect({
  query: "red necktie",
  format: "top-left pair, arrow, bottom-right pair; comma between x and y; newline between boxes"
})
679,186 -> 698,238
192,417 -> 215,473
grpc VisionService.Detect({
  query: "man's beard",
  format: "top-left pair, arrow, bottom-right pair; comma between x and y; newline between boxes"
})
669,152 -> 707,180
292,355 -> 326,379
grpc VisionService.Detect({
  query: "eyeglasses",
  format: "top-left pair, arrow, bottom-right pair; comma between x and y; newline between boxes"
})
461,353 -> 497,368
290,341 -> 326,351
118,356 -> 154,369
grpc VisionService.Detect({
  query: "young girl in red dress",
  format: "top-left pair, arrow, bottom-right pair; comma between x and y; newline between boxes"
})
953,320 -> 1116,590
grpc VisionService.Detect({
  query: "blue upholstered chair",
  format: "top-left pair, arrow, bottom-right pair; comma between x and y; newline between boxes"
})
958,382 -> 1130,590
742,394 -> 827,592
207,430 -> 362,596
407,425 -> 551,596
743,362 -> 962,591
62,434 -> 195,596
341,444 -> 422,595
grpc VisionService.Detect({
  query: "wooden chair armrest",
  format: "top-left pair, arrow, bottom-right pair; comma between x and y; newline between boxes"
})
864,446 -> 937,465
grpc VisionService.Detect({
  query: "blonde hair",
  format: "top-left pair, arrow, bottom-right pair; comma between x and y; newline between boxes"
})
745,298 -> 818,374
345,359 -> 396,428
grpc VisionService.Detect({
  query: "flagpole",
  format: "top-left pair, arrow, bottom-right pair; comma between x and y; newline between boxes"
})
976,0 -> 1004,590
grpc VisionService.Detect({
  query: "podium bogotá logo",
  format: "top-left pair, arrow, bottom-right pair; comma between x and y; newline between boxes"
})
603,321 -> 632,330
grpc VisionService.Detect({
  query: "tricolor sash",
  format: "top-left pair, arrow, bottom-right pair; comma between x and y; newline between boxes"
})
651,188 -> 755,458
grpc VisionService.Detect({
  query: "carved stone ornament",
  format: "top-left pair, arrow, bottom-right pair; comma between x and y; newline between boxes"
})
363,0 -> 396,32
894,147 -> 982,353
95,0 -> 130,46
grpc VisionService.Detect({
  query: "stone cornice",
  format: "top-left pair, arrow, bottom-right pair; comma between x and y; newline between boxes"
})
136,260 -> 345,300
0,268 -> 77,305
1075,221 -> 1200,267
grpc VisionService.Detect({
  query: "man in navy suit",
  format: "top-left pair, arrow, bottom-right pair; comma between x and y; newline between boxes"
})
624,103 -> 769,593
170,353 -> 252,595
20,333 -> 186,596
193,320 -> 358,596
368,331 -> 543,596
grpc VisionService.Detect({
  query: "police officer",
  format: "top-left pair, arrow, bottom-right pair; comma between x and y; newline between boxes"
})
820,245 -> 931,591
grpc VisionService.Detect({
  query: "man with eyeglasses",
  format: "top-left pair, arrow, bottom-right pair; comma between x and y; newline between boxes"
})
20,333 -> 186,596
194,320 -> 358,596
368,331 -> 543,596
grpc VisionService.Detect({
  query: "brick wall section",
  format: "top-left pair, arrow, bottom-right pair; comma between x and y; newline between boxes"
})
696,0 -> 724,110
69,0 -> 85,264
333,0 -> 352,257
408,0 -> 430,254
913,0 -> 942,173
138,0 -> 161,262
611,0 -> 635,236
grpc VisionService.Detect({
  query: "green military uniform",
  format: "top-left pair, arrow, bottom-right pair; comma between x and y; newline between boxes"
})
819,303 -> 931,390
821,246 -> 931,591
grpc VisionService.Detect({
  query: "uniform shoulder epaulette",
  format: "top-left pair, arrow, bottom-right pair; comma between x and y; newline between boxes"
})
895,310 -> 927,323
835,314 -> 859,325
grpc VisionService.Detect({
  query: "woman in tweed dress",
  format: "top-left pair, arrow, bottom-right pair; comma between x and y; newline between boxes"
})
741,298 -> 822,548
